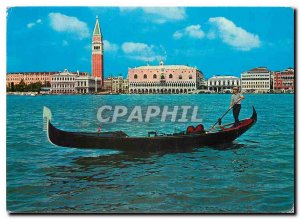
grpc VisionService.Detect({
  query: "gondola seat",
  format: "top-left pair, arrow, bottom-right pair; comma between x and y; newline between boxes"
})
186,124 -> 205,134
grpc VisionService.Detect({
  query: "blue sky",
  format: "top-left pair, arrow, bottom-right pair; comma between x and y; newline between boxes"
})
7,7 -> 294,78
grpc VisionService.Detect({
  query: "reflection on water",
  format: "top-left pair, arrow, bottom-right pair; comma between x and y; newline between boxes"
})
73,152 -> 157,168
208,142 -> 247,151
73,142 -> 246,168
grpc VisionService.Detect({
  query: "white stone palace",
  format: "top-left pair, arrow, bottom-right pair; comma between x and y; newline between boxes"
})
50,69 -> 101,94
207,75 -> 240,93
128,61 -> 205,94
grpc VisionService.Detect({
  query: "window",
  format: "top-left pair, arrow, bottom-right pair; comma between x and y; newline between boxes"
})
189,75 -> 192,79
161,75 -> 165,80
144,74 -> 147,79
179,75 -> 182,79
153,74 -> 157,79
169,74 -> 173,79
134,74 -> 138,79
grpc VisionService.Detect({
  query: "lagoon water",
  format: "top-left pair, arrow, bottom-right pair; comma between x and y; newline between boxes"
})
7,94 -> 294,213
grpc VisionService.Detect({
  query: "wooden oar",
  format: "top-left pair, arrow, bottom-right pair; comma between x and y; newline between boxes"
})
209,108 -> 232,131
209,98 -> 242,131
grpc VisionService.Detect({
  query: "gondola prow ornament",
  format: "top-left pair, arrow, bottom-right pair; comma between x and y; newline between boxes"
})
43,106 -> 52,132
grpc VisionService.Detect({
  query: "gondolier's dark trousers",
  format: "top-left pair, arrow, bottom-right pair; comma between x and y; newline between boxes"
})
233,104 -> 241,126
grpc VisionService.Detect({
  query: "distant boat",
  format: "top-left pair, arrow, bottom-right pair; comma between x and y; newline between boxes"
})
43,106 -> 257,152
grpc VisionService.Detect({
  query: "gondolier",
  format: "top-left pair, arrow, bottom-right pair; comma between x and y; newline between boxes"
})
230,86 -> 245,127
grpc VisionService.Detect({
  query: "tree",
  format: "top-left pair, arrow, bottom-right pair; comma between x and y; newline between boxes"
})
15,79 -> 26,92
11,82 -> 15,92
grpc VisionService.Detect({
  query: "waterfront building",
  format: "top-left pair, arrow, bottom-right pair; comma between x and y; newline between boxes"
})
40,87 -> 51,95
122,79 -> 129,94
103,77 -> 112,92
50,69 -> 78,94
207,76 -> 240,93
103,76 -> 129,94
51,69 -> 100,94
75,75 -> 101,94
273,68 -> 294,93
241,67 -> 272,93
202,80 -> 208,89
128,61 -> 205,94
6,72 -> 57,87
91,16 -> 104,86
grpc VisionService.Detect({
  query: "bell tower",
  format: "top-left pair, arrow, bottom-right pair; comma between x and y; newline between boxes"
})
92,16 -> 103,86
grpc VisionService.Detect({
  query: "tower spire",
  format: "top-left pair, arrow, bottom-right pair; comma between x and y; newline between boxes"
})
93,16 -> 101,36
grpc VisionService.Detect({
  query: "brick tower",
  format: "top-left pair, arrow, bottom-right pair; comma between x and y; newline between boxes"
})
92,16 -> 104,85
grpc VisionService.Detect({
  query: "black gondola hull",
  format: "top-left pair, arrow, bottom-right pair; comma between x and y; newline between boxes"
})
46,107 -> 257,152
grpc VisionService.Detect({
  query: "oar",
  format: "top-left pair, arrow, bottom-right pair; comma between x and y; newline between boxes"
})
209,98 -> 242,131
209,108 -> 232,131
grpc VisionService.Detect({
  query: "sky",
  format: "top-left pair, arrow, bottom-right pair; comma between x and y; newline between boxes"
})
6,7 -> 294,79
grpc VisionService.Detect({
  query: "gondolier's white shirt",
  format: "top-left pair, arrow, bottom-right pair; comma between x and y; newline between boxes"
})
231,93 -> 244,104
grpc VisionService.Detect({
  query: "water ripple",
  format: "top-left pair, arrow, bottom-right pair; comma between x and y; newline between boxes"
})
7,94 -> 294,213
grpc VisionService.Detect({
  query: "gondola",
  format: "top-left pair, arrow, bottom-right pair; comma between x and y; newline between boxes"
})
43,106 -> 257,152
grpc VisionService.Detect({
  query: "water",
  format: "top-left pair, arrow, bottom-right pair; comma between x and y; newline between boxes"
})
7,94 -> 294,213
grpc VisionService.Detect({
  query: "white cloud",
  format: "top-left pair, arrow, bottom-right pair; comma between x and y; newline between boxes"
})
173,24 -> 205,39
27,19 -> 42,28
208,17 -> 261,51
62,40 -> 69,46
207,30 -> 216,40
173,31 -> 183,39
84,44 -> 91,51
103,40 -> 119,52
143,7 -> 186,24
120,7 -> 186,24
48,12 -> 90,39
121,42 -> 166,62
119,7 -> 138,12
122,42 -> 148,54
27,23 -> 35,28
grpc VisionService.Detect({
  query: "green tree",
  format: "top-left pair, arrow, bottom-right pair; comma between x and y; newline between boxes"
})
15,79 -> 26,92
11,83 -> 15,92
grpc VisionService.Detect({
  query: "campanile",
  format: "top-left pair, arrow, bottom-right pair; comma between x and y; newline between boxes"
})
92,16 -> 103,85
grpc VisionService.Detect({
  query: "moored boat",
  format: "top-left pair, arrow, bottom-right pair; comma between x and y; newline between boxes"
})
43,106 -> 257,152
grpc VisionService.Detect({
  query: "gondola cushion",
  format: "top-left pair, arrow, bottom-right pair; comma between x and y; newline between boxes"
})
187,126 -> 195,133
186,124 -> 204,134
